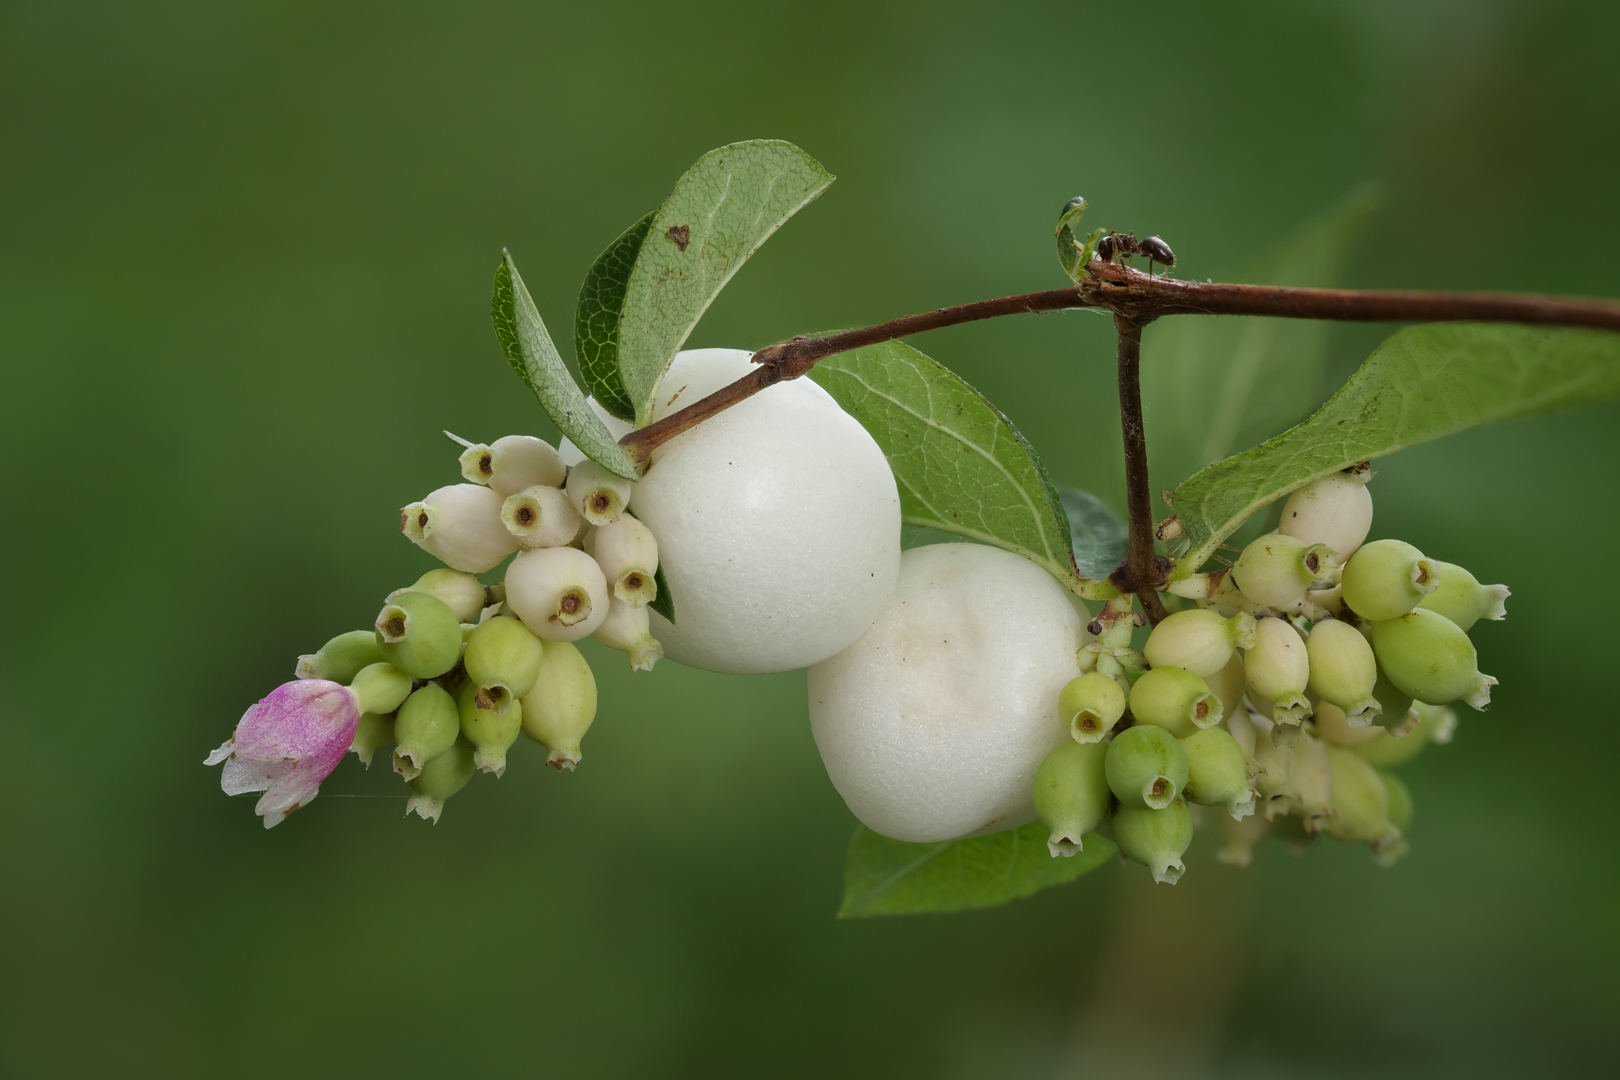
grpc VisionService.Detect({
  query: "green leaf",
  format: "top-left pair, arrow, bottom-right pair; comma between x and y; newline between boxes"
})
1054,195 -> 1093,283
1173,322 -> 1620,572
808,340 -> 1116,600
839,823 -> 1117,918
574,212 -> 654,422
1061,487 -> 1128,580
617,140 -> 834,423
1143,186 -> 1380,494
492,251 -> 638,481
649,562 -> 674,625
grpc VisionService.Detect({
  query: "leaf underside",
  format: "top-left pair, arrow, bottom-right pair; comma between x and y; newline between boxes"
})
839,823 -> 1117,918
575,212 -> 655,422
808,340 -> 1115,601
617,140 -> 834,424
1173,322 -> 1620,572
1061,487 -> 1128,581
492,252 -> 638,480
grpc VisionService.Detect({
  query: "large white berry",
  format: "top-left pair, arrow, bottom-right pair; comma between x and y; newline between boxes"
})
630,349 -> 902,674
807,543 -> 1088,843
1278,471 -> 1373,558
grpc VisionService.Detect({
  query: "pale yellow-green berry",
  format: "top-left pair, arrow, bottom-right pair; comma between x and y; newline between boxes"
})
1341,538 -> 1439,621
1129,666 -> 1222,739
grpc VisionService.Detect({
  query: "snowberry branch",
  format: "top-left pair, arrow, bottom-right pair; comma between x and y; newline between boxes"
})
618,261 -> 1620,619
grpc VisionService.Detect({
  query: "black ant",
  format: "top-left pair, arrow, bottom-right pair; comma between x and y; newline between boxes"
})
1095,231 -> 1176,276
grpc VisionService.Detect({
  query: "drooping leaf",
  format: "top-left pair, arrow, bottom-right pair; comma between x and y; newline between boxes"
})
617,140 -> 834,423
808,340 -> 1116,600
1061,487 -> 1128,580
839,823 -> 1117,918
1173,322 -> 1620,573
1054,195 -> 1096,283
492,252 -> 638,481
649,562 -> 674,625
574,212 -> 654,422
1143,186 -> 1380,495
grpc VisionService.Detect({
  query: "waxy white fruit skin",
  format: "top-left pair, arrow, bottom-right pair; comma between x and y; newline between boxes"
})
808,543 -> 1087,843
503,546 -> 609,642
1278,472 -> 1373,558
633,349 -> 902,674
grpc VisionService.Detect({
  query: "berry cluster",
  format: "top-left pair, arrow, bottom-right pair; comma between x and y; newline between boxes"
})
1035,470 -> 1508,882
207,433 -> 664,826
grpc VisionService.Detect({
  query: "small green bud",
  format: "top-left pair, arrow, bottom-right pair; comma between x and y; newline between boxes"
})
1289,734 -> 1334,833
1032,741 -> 1111,856
1277,470 -> 1374,558
1379,768 -> 1413,833
1305,618 -> 1380,722
1215,809 -> 1272,868
1371,670 -> 1418,735
1311,701 -> 1385,747
406,736 -> 476,824
1324,747 -> 1401,858
1205,653 -> 1248,725
1113,798 -> 1194,884
1129,666 -> 1222,739
1252,719 -> 1298,820
1341,538 -> 1440,621
501,484 -> 582,550
347,661 -> 411,716
592,597 -> 664,672
391,568 -> 488,623
565,460 -> 634,527
1180,726 -> 1255,820
585,515 -> 660,608
457,682 -> 523,777
1105,724 -> 1189,810
349,711 -> 396,768
1232,532 -> 1339,610
1244,616 -> 1311,725
1142,608 -> 1257,677
1372,608 -> 1496,709
1353,702 -> 1455,767
295,629 -> 385,683
519,639 -> 598,770
460,434 -> 567,497
391,682 -> 461,781
1060,671 -> 1127,743
463,615 -> 544,702
1417,561 -> 1508,632
374,591 -> 462,679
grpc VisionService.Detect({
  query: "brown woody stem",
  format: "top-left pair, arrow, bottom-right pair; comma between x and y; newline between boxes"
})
1108,315 -> 1170,622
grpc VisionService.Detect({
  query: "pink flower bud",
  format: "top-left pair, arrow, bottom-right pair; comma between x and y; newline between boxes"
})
204,680 -> 359,828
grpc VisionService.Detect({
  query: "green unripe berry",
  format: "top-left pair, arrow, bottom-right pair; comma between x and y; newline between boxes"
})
1305,618 -> 1380,722
349,711 -> 396,768
1244,616 -> 1311,725
347,661 -> 412,716
1324,746 -> 1398,850
457,682 -> 523,777
1113,798 -> 1194,884
1289,734 -> 1334,833
1370,670 -> 1417,735
1232,532 -> 1339,610
1205,653 -> 1248,722
391,683 -> 461,781
295,629 -> 385,683
1372,608 -> 1496,709
374,591 -> 462,679
1032,741 -> 1111,857
1215,809 -> 1272,868
1312,701 -> 1384,747
1142,608 -> 1257,677
1105,724 -> 1189,810
1129,666 -> 1222,739
463,615 -> 545,704
397,568 -> 489,623
1252,720 -> 1298,819
1353,702 -> 1456,767
1416,561 -> 1509,632
1379,769 -> 1413,833
406,736 -> 476,824
1060,672 -> 1127,743
1180,726 -> 1255,820
1341,538 -> 1440,621
519,639 -> 598,771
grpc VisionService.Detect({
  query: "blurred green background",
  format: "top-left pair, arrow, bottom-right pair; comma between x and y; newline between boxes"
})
4,1 -> 1618,1076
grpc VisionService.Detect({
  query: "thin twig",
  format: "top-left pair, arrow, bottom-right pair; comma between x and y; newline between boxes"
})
1107,315 -> 1170,622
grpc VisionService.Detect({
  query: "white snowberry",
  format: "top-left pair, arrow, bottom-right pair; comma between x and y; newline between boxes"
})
503,546 -> 609,642
400,484 -> 517,574
807,543 -> 1088,843
1277,471 -> 1374,558
631,349 -> 902,674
